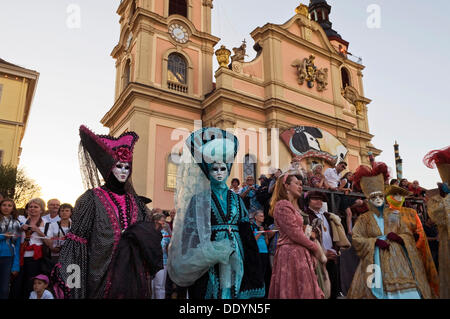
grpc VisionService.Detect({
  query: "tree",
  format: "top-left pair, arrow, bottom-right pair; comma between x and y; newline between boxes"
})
0,164 -> 41,208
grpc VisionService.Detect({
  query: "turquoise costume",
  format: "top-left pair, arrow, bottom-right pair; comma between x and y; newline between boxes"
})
167,128 -> 265,299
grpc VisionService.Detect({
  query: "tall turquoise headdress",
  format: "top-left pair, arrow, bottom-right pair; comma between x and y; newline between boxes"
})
186,127 -> 239,179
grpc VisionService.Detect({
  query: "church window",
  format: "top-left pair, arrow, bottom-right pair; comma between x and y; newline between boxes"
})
167,53 -> 188,93
243,154 -> 257,181
123,59 -> 131,90
169,0 -> 187,18
0,150 -> 3,164
166,153 -> 180,190
341,67 -> 351,88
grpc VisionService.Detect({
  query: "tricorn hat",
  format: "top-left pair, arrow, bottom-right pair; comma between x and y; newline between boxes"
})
306,190 -> 328,203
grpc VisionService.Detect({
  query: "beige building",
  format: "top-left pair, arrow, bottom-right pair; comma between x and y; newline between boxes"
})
101,0 -> 381,210
0,58 -> 39,166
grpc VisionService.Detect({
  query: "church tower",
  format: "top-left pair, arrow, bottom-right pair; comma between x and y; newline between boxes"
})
102,0 -> 219,207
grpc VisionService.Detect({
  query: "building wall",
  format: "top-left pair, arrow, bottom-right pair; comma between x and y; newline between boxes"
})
0,75 -> 29,166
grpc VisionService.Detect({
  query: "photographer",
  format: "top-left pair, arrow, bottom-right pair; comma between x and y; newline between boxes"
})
239,176 -> 262,218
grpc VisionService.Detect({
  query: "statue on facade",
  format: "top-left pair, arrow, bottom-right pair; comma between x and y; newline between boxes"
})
231,40 -> 248,63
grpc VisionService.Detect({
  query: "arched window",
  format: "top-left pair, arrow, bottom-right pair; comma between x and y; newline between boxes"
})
167,53 -> 188,93
123,59 -> 131,90
166,153 -> 180,190
169,0 -> 187,18
243,154 -> 257,181
341,67 -> 351,88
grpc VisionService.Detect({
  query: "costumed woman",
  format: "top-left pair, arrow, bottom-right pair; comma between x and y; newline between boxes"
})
167,127 -> 265,299
53,125 -> 162,299
423,145 -> 450,299
385,184 -> 439,297
347,162 -> 432,299
268,172 -> 326,299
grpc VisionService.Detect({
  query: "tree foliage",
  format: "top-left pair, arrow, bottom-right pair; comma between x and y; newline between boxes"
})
0,164 -> 41,208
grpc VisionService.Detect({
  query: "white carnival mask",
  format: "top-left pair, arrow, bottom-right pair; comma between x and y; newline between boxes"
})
369,192 -> 385,207
209,163 -> 228,182
112,161 -> 130,183
393,194 -> 404,202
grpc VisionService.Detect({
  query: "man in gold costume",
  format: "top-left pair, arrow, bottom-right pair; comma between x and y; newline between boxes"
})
385,185 -> 439,297
423,146 -> 450,299
347,162 -> 432,299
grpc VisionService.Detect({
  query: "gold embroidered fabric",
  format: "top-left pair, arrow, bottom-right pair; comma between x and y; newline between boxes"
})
347,207 -> 433,299
427,194 -> 450,299
399,206 -> 439,297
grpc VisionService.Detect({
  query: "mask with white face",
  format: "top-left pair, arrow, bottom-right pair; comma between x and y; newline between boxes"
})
369,192 -> 385,207
112,161 -> 131,183
209,163 -> 228,182
393,194 -> 404,202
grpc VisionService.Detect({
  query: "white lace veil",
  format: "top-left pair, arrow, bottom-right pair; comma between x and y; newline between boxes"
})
167,128 -> 237,287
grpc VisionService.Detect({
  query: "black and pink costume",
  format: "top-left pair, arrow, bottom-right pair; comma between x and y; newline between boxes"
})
52,125 -> 162,299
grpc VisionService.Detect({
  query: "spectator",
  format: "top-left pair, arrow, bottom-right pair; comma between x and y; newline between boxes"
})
44,204 -> 73,265
305,191 -> 350,299
390,179 -> 399,186
255,175 -> 273,226
251,211 -> 272,297
42,199 -> 60,224
230,178 -> 241,194
323,161 -> 347,214
240,176 -> 262,216
167,208 -> 176,232
408,180 -> 426,198
338,172 -> 362,235
17,204 -> 28,225
29,274 -> 53,299
11,198 -> 47,299
0,198 -> 21,299
324,161 -> 347,191
309,164 -> 327,189
399,178 -> 409,190
268,174 -> 324,299
423,216 -> 439,271
268,169 -> 282,194
152,213 -> 170,299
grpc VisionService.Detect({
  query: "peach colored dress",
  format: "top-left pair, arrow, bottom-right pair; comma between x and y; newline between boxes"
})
269,200 -> 324,299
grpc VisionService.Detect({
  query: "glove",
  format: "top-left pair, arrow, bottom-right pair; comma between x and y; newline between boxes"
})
387,232 -> 404,245
375,239 -> 390,250
413,233 -> 420,242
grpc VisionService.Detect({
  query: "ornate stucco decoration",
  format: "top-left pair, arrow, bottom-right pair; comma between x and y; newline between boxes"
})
292,55 -> 329,91
215,45 -> 231,68
202,0 -> 213,8
295,4 -> 310,18
231,40 -> 247,63
341,85 -> 365,115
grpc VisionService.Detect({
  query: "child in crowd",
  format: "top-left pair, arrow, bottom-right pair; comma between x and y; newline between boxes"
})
29,274 -> 54,299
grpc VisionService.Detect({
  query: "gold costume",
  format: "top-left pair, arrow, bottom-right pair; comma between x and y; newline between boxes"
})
427,193 -> 450,298
347,207 -> 432,299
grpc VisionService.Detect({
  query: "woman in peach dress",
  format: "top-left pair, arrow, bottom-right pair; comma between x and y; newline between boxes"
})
268,173 -> 325,299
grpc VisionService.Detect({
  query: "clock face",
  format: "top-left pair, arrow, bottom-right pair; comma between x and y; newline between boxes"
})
169,24 -> 189,44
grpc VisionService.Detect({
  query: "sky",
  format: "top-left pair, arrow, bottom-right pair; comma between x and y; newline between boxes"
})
0,0 -> 448,205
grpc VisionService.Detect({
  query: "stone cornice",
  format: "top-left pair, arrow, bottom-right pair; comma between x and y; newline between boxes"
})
101,82 -> 203,127
251,22 -> 364,70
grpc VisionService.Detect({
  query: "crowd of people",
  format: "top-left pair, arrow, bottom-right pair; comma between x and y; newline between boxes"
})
0,126 -> 447,300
